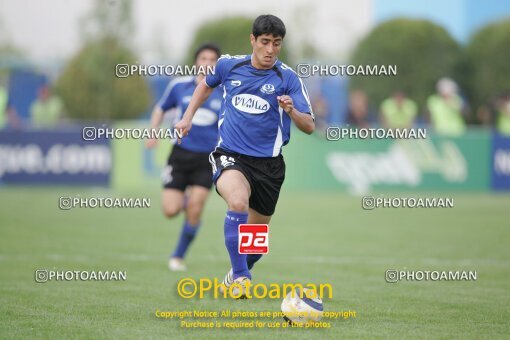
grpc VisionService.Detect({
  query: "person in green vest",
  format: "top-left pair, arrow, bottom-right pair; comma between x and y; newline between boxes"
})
496,92 -> 510,136
0,84 -> 21,130
0,85 -> 8,129
426,77 -> 466,136
30,85 -> 64,128
380,91 -> 418,129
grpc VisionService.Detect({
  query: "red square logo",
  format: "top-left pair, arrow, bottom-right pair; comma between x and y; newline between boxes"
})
238,224 -> 269,254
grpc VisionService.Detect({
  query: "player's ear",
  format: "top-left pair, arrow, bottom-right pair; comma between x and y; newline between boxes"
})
250,34 -> 255,47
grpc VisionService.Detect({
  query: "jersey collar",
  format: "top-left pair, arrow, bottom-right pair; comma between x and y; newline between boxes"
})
249,54 -> 279,70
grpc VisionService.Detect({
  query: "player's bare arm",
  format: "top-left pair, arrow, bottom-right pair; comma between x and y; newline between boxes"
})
277,95 -> 315,134
145,105 -> 164,148
174,79 -> 214,142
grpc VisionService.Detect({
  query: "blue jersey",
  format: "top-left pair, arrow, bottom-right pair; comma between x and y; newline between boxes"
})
158,76 -> 222,153
205,55 -> 314,157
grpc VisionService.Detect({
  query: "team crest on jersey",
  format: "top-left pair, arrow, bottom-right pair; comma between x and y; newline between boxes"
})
260,84 -> 275,94
220,155 -> 235,168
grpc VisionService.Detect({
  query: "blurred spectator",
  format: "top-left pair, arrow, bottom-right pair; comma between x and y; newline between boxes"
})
346,90 -> 372,128
426,78 -> 466,136
0,84 -> 7,129
30,85 -> 64,128
311,95 -> 328,132
0,83 -> 21,130
496,92 -> 510,136
476,105 -> 492,127
380,91 -> 417,129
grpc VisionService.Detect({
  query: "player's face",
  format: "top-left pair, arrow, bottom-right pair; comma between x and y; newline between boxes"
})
250,34 -> 282,69
195,49 -> 219,69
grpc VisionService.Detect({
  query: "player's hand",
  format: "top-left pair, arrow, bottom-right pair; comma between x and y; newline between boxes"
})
145,138 -> 158,149
277,95 -> 294,114
174,118 -> 192,144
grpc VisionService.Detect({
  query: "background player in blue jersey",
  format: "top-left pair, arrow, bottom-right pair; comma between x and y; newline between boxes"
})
146,44 -> 223,271
175,15 -> 315,296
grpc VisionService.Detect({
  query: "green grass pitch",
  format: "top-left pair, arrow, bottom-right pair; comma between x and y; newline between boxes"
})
1,187 -> 509,338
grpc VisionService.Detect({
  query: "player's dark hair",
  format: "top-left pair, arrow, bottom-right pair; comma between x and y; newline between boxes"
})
194,43 -> 221,62
252,15 -> 286,39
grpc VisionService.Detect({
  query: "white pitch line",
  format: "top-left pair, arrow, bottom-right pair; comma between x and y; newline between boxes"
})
1,253 -> 508,267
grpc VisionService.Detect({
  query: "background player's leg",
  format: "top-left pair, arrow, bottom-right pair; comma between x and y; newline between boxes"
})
162,188 -> 187,270
246,208 -> 272,270
161,189 -> 184,218
216,169 -> 251,279
185,185 -> 209,225
171,186 -> 209,260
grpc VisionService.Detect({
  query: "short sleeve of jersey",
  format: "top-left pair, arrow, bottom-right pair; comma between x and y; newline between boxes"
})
205,56 -> 229,88
157,79 -> 180,111
287,72 -> 314,119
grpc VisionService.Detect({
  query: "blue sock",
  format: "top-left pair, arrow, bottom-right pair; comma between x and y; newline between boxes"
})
172,221 -> 199,259
224,210 -> 250,279
247,254 -> 263,270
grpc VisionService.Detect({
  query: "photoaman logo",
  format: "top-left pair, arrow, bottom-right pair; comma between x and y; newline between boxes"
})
176,278 -> 333,300
239,224 -> 269,254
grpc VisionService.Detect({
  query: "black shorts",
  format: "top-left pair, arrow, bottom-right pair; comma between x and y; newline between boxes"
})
162,144 -> 213,191
210,148 -> 285,216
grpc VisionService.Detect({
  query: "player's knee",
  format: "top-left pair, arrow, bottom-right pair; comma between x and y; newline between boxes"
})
227,197 -> 249,212
162,204 -> 181,218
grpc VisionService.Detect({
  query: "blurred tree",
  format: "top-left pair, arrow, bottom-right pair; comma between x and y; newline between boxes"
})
466,19 -> 510,109
79,0 -> 135,45
185,16 -> 290,65
56,36 -> 150,120
349,18 -> 462,110
57,37 -> 151,120
0,44 -> 28,74
0,17 -> 28,74
56,0 -> 150,120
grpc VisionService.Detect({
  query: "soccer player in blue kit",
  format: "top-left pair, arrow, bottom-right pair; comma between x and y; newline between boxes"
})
175,15 -> 315,296
146,44 -> 223,271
